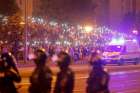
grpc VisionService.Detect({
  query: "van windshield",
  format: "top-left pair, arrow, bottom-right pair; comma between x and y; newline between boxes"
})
104,45 -> 124,52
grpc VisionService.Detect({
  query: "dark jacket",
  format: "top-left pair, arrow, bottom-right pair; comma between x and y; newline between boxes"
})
87,60 -> 110,93
54,68 -> 74,93
29,66 -> 53,93
0,70 -> 21,93
87,71 -> 110,93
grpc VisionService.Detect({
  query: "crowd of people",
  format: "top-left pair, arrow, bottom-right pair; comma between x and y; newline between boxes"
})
28,45 -> 104,63
0,45 -> 110,93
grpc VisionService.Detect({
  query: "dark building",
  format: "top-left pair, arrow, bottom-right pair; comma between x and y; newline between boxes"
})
94,0 -> 140,30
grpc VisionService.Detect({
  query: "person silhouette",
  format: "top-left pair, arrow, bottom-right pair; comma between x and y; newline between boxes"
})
29,48 -> 53,93
86,52 -> 110,93
54,51 -> 75,93
0,46 -> 21,93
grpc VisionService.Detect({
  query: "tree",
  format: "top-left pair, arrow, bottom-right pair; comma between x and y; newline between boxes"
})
0,0 -> 22,43
34,0 -> 97,24
0,13 -> 24,45
0,0 -> 23,58
0,0 -> 20,16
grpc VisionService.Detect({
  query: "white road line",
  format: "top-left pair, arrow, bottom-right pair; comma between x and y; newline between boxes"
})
77,70 -> 140,79
111,70 -> 140,75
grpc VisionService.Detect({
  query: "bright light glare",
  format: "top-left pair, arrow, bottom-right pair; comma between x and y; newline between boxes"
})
84,26 -> 93,33
20,22 -> 25,25
117,46 -> 121,48
132,39 -> 137,42
132,30 -> 138,35
109,38 -> 125,45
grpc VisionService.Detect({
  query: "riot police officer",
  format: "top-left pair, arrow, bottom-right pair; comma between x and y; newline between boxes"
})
29,48 -> 53,93
0,46 -> 21,93
54,51 -> 75,93
86,52 -> 110,93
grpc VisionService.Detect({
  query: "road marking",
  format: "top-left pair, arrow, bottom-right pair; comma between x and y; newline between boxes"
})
111,70 -> 140,75
77,70 -> 140,79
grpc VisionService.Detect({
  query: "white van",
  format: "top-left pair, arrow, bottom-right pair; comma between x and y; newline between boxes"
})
103,39 -> 140,65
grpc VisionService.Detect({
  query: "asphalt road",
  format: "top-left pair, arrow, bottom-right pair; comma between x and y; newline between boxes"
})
16,64 -> 140,93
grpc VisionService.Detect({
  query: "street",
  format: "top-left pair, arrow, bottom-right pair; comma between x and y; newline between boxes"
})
1,0 -> 140,93
16,64 -> 140,93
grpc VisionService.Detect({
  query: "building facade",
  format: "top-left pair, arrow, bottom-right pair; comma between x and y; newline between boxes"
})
95,0 -> 140,30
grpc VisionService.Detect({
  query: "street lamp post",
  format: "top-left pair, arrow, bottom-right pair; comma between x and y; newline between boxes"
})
24,0 -> 28,63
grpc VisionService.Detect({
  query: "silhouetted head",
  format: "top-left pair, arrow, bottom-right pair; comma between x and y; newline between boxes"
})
34,48 -> 47,66
1,44 -> 9,54
57,51 -> 71,70
93,61 -> 104,71
89,51 -> 99,65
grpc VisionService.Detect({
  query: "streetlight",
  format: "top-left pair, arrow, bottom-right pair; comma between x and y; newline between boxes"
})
84,25 -> 93,33
20,21 -> 25,25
